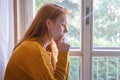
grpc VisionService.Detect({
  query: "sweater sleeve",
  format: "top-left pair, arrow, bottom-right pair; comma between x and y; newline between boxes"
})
54,52 -> 70,80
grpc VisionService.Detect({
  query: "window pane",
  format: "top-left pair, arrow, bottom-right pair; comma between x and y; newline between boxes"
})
34,0 -> 81,47
92,57 -> 120,80
93,0 -> 120,47
70,57 -> 81,80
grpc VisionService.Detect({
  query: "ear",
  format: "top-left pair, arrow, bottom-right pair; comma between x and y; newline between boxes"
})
46,19 -> 53,30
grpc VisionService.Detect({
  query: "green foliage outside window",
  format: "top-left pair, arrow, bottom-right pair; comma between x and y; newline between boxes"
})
93,0 -> 120,47
93,57 -> 120,80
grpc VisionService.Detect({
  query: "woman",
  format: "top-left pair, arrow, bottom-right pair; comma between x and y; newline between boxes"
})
4,3 -> 70,80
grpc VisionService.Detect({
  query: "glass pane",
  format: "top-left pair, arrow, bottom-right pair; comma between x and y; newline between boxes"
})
70,57 -> 81,80
34,0 -> 81,47
92,57 -> 120,80
93,0 -> 120,47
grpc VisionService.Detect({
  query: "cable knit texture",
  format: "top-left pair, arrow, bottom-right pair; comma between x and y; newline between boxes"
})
4,39 -> 70,80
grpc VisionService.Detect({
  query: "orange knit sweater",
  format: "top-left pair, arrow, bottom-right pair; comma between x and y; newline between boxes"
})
4,39 -> 70,80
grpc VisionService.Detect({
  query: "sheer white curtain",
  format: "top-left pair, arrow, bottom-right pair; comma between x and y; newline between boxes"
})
0,0 -> 14,80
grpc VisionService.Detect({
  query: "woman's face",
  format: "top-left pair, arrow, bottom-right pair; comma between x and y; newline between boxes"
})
48,14 -> 68,41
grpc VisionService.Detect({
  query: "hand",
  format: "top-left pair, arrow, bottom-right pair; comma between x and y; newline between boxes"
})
56,38 -> 70,52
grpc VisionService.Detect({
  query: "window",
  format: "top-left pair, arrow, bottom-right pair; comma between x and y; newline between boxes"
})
16,0 -> 120,80
92,0 -> 120,80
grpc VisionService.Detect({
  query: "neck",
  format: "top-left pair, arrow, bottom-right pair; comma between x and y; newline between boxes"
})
38,34 -> 51,49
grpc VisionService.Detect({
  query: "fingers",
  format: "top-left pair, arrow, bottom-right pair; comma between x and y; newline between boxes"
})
48,37 -> 70,53
54,35 -> 70,52
56,39 -> 70,52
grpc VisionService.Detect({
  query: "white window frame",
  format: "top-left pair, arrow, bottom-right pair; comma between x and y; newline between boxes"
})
15,0 -> 120,80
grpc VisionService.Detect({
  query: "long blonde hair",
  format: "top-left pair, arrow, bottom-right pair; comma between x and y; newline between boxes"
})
15,3 -> 68,69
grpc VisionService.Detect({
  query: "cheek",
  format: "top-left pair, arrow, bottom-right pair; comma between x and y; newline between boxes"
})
56,26 -> 63,34
50,26 -> 59,37
54,28 -> 61,36
52,27 -> 63,39
54,24 -> 62,33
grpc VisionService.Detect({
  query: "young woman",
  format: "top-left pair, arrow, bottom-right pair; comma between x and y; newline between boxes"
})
4,3 -> 70,80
